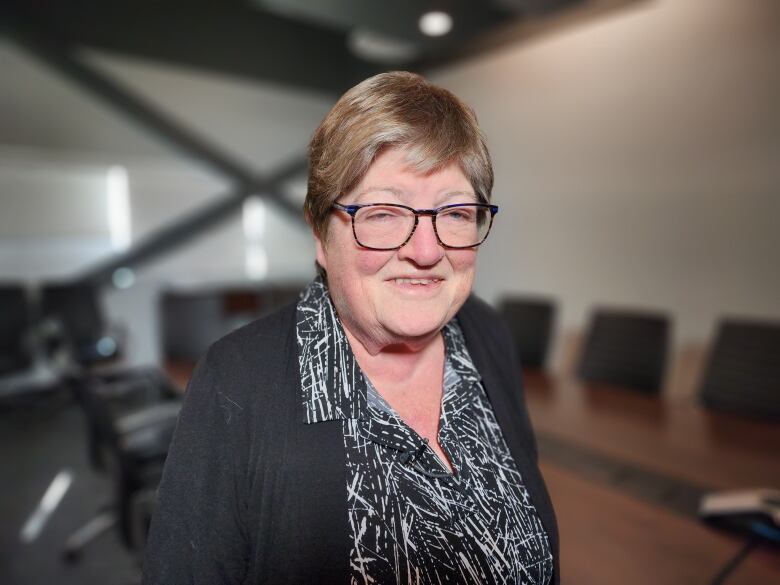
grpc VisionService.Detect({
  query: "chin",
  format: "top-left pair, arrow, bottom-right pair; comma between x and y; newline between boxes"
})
383,307 -> 452,340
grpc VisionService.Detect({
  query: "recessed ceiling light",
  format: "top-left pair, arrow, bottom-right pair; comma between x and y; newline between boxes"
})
347,28 -> 419,65
419,11 -> 453,37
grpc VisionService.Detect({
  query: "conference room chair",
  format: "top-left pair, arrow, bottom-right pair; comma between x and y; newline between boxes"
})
699,318 -> 780,419
160,283 -> 306,363
267,284 -> 305,310
0,284 -> 33,377
33,282 -> 181,559
576,308 -> 671,394
81,367 -> 181,470
39,283 -> 121,367
65,373 -> 180,560
0,283 -> 69,404
498,296 -> 556,370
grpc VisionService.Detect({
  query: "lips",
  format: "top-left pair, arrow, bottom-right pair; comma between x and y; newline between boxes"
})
393,278 -> 442,285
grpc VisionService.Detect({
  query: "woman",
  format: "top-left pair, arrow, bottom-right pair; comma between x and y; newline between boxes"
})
143,72 -> 558,584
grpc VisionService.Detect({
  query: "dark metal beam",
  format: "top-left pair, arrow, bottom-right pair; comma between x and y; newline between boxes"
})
2,0 -> 380,95
7,10 -> 264,188
76,158 -> 307,288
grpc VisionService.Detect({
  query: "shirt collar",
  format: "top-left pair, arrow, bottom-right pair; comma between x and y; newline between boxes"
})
297,276 -> 366,424
441,318 -> 482,388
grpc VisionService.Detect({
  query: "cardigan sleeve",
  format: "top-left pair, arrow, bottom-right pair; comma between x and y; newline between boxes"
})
142,346 -> 250,585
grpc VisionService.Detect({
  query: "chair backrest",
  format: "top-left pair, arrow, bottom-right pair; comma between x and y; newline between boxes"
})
160,291 -> 228,361
577,308 -> 671,394
498,296 -> 556,369
267,285 -> 304,312
40,283 -> 112,365
0,284 -> 32,375
699,318 -> 780,419
160,284 -> 307,361
68,377 -> 122,458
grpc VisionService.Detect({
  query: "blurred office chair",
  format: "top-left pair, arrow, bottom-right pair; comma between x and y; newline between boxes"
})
0,284 -> 33,376
699,318 -> 780,419
161,283 -> 306,362
65,374 -> 180,559
38,282 -> 181,559
0,283 -> 66,403
268,284 -> 304,310
577,308 -> 671,394
498,296 -> 556,370
160,290 -> 234,362
79,367 -> 180,470
128,485 -> 158,560
40,280 -> 173,409
40,283 -> 122,367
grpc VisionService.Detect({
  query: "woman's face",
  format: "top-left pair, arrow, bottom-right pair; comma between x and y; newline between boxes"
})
314,147 -> 479,352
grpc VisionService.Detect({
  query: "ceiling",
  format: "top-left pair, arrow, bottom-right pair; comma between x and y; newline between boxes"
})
2,0 -> 585,95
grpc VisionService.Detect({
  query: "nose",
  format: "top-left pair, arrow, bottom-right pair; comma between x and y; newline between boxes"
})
397,216 -> 445,266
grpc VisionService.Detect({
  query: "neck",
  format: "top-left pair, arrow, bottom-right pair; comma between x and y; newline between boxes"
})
341,321 -> 444,385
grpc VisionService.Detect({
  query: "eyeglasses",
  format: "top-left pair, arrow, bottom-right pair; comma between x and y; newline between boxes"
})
332,202 -> 498,251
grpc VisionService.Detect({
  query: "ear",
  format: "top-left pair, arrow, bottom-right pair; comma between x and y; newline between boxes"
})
314,230 -> 328,271
305,209 -> 328,272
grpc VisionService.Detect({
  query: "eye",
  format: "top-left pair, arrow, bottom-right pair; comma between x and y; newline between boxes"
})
359,206 -> 407,223
440,207 -> 476,222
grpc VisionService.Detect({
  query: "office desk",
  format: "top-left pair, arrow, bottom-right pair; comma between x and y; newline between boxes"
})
525,373 -> 780,583
542,462 -> 780,584
524,372 -> 780,490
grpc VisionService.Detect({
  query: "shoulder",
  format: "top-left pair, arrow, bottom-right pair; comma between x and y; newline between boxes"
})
456,294 -> 519,387
459,294 -> 500,324
457,294 -> 512,348
189,300 -> 299,409
207,299 -> 297,361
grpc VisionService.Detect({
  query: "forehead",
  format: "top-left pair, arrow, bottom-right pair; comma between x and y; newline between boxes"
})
350,147 -> 474,204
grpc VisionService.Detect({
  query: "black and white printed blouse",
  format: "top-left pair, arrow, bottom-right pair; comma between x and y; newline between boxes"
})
298,277 -> 553,584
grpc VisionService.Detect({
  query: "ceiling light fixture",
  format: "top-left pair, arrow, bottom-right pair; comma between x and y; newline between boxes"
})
419,11 -> 453,37
347,28 -> 419,65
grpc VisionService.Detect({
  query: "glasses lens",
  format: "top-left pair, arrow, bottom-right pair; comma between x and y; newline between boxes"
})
436,205 -> 492,247
353,205 -> 415,249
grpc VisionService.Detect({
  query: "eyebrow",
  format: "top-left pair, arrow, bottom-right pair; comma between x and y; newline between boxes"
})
352,186 -> 477,204
353,186 -> 404,201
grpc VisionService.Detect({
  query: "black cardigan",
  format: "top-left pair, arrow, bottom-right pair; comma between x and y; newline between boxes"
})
142,294 -> 559,584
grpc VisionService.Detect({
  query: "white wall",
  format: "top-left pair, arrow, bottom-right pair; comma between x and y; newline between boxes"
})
431,0 -> 780,349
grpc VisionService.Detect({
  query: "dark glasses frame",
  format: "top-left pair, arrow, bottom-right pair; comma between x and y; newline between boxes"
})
332,202 -> 499,251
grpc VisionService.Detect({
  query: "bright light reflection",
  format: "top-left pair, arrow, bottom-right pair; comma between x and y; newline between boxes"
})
20,470 -> 73,543
112,267 -> 135,289
243,196 -> 267,240
107,165 -> 131,251
243,196 -> 268,280
419,11 -> 453,37
246,246 -> 269,280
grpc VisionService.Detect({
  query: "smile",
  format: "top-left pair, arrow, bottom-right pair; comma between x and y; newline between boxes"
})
393,278 -> 442,285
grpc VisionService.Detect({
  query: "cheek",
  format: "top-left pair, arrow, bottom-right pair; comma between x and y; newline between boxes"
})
448,249 -> 478,276
354,249 -> 394,276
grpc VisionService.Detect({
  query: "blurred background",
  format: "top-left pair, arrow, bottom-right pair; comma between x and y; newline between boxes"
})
0,0 -> 778,583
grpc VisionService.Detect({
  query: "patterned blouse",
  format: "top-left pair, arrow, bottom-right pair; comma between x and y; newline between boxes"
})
297,277 -> 553,584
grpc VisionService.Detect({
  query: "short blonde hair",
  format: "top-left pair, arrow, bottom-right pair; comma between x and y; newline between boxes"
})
305,71 -> 493,238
